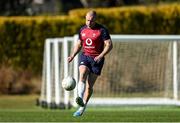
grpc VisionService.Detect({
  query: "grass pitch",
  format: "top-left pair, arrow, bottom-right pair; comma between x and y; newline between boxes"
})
0,95 -> 180,122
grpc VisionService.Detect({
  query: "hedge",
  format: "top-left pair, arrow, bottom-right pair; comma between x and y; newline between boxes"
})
0,3 -> 180,74
69,3 -> 180,34
0,16 -> 82,74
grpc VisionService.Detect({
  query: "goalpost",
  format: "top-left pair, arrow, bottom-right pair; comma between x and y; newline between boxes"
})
39,36 -> 78,108
39,35 -> 180,109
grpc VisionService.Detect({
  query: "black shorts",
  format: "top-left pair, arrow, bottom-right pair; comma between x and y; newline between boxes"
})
79,53 -> 104,75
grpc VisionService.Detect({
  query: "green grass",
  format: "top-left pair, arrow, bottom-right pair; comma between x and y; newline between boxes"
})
0,95 -> 180,122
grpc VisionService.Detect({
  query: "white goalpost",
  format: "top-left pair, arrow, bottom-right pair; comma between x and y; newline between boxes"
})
39,36 -> 78,108
39,35 -> 180,109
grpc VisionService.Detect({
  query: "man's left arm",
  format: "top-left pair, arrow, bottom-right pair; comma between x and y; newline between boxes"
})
94,39 -> 113,62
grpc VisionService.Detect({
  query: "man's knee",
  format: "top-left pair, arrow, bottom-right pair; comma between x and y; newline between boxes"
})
79,66 -> 89,80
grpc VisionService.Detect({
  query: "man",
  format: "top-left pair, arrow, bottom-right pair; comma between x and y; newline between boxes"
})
68,10 -> 113,117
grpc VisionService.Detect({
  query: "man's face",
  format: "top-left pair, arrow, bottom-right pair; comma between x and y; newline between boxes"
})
85,14 -> 96,28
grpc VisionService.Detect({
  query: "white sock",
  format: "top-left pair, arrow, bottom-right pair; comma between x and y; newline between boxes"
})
78,103 -> 87,113
78,81 -> 86,99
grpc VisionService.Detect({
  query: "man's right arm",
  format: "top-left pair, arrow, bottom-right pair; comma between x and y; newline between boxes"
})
68,39 -> 82,63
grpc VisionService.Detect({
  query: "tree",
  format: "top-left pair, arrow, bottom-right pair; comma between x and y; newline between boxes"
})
79,0 -> 140,8
0,0 -> 32,16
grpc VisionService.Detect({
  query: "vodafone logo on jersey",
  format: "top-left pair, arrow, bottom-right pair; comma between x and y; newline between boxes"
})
85,38 -> 95,49
85,38 -> 92,46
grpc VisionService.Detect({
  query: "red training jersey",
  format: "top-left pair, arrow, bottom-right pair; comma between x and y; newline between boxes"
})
78,23 -> 111,58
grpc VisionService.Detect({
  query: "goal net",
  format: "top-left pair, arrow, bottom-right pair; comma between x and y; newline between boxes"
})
39,35 -> 180,108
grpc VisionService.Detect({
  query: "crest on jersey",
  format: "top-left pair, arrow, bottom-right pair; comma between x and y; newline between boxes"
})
82,33 -> 86,37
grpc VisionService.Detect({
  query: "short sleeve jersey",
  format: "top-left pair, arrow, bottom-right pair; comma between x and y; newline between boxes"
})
78,23 -> 111,58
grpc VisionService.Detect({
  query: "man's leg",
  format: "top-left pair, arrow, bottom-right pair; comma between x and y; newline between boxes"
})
73,65 -> 89,117
76,65 -> 89,106
84,72 -> 98,104
74,73 -> 98,116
